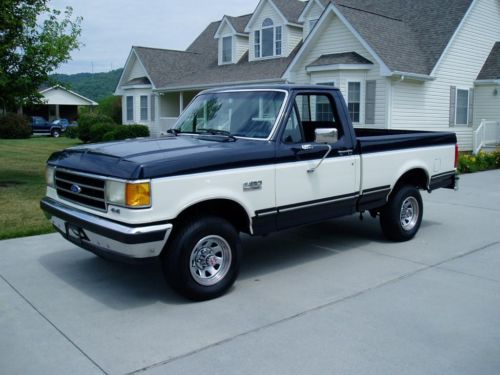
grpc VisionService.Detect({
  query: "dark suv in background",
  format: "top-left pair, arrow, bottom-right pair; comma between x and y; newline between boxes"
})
31,117 -> 75,137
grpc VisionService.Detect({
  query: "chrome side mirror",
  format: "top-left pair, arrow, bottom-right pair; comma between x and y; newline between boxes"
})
314,128 -> 338,144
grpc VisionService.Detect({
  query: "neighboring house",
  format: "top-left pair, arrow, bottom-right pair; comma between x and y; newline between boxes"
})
115,0 -> 500,151
28,85 -> 98,121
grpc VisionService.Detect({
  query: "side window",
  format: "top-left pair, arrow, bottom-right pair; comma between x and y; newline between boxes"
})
292,93 -> 341,143
282,107 -> 304,144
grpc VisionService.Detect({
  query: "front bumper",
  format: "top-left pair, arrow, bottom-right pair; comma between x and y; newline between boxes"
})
40,197 -> 172,261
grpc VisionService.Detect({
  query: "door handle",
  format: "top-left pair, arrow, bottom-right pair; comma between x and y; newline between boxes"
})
338,149 -> 353,156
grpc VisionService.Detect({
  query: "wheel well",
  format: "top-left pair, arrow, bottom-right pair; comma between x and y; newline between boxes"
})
393,168 -> 429,193
174,199 -> 251,234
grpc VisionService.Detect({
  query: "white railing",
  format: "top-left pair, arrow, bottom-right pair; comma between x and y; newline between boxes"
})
473,119 -> 500,154
158,117 -> 178,135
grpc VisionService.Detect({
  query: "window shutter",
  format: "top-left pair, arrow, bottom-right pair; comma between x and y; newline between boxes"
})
468,88 -> 474,127
449,86 -> 456,127
365,80 -> 376,124
150,95 -> 155,122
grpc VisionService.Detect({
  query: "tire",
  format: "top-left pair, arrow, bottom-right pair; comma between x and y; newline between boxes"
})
162,216 -> 241,301
51,129 -> 61,138
380,185 -> 423,242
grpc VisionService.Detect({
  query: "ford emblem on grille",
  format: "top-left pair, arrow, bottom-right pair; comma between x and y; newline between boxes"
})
70,184 -> 82,194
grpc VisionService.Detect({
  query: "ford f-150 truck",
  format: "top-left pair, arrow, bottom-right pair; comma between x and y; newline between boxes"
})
41,85 -> 458,300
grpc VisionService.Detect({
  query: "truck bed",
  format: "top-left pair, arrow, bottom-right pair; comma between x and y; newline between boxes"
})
354,128 -> 457,153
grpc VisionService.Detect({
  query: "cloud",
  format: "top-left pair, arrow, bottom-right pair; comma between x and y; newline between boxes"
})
50,0 -> 257,74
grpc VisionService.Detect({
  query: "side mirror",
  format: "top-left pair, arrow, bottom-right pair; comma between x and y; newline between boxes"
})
314,128 -> 338,144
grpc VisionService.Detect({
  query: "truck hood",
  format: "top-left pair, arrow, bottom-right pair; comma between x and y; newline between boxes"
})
47,135 -> 276,179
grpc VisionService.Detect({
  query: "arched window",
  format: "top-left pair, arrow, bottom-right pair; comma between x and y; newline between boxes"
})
262,18 -> 274,27
254,18 -> 282,58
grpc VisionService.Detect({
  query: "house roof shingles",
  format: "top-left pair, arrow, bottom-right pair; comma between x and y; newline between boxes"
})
273,0 -> 308,24
329,0 -> 474,75
477,42 -> 500,80
226,14 -> 252,34
126,0 -> 476,91
307,52 -> 372,67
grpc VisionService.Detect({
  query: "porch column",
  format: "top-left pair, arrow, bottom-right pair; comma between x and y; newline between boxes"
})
179,92 -> 184,114
55,104 -> 60,119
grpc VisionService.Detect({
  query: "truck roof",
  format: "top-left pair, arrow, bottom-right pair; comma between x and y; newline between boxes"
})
201,84 -> 340,94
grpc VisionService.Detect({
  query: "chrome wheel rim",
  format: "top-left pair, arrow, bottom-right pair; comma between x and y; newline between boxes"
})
400,197 -> 419,231
189,235 -> 232,286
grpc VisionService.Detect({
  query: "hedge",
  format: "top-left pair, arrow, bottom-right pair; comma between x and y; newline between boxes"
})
0,113 -> 32,139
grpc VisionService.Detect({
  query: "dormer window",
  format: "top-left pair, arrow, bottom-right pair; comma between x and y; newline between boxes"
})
254,18 -> 282,58
222,36 -> 233,63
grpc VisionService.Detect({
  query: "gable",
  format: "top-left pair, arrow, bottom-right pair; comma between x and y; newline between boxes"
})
40,87 -> 97,106
245,0 -> 287,32
127,54 -> 148,82
285,8 -> 385,81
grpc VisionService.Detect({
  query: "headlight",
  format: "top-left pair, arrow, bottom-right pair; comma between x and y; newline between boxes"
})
106,180 -> 151,208
46,166 -> 55,188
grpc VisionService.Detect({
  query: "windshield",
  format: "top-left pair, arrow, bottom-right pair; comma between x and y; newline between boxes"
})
174,91 -> 286,139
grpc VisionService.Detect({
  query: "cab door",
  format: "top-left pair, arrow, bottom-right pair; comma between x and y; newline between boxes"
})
275,91 -> 359,230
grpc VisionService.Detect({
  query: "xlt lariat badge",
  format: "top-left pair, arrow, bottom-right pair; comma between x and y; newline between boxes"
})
243,181 -> 262,191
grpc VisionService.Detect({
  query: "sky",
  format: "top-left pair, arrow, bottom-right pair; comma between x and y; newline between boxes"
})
50,0 -> 258,75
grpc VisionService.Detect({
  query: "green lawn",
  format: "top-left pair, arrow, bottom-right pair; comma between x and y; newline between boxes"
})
0,137 -> 80,240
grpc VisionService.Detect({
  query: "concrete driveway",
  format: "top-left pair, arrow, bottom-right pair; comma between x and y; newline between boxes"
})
1,170 -> 500,375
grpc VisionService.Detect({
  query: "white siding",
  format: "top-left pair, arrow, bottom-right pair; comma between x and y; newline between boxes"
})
474,85 -> 500,124
285,26 -> 303,56
391,0 -> 500,150
128,55 -> 147,81
302,1 -> 324,39
235,35 -> 249,62
289,13 -> 387,128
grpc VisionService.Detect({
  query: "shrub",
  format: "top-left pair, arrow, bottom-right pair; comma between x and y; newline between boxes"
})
77,113 -> 115,143
89,123 -> 117,143
0,113 -> 32,139
101,124 -> 150,142
458,151 -> 500,174
64,126 -> 79,139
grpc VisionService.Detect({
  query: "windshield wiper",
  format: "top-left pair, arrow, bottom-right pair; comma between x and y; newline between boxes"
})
197,128 -> 237,141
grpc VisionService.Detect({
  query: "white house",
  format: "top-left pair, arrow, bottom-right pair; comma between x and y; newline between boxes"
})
28,85 -> 97,121
115,0 -> 500,152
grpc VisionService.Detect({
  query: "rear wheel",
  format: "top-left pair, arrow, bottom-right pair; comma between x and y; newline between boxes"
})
161,216 -> 241,301
380,185 -> 423,242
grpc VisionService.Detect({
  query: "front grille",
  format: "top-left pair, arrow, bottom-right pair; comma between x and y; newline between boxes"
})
55,170 -> 106,211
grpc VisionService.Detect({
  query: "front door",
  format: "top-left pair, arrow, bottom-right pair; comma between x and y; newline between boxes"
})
275,91 -> 359,230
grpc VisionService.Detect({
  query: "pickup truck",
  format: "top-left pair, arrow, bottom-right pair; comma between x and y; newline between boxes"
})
41,85 -> 458,300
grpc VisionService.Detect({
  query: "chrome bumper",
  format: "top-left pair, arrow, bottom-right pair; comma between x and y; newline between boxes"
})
40,197 -> 172,260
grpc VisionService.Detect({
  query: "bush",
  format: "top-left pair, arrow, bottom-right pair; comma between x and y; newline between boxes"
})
64,126 -> 79,139
77,113 -> 115,143
89,123 -> 116,143
102,124 -> 150,142
0,113 -> 32,139
458,151 -> 500,174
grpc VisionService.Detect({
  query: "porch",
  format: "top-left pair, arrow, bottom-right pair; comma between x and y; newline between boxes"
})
155,91 -> 199,135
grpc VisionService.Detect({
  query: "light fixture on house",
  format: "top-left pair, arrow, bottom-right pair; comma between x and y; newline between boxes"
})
494,88 -> 498,96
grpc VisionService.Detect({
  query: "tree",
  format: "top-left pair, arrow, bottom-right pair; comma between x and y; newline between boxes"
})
0,0 -> 82,113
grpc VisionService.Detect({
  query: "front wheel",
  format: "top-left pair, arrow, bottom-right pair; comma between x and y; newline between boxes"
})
161,216 -> 241,301
380,185 -> 423,242
51,129 -> 61,138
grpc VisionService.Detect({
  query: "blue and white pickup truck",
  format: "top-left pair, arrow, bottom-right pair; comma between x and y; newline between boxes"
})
41,85 -> 458,300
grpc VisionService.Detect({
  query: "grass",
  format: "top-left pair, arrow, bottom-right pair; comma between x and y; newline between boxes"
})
0,137 -> 80,240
